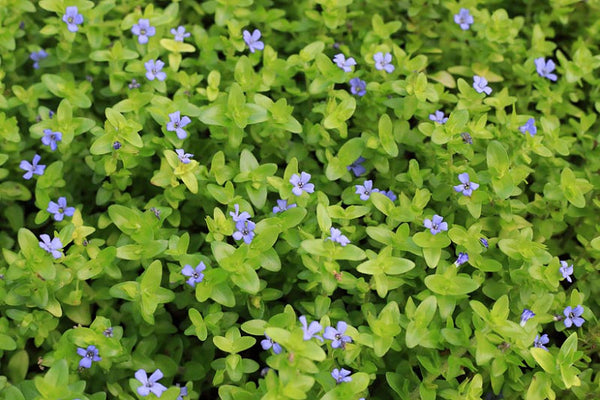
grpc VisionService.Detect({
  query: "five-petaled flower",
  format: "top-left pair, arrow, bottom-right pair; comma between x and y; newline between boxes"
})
135,369 -> 168,397
167,111 -> 192,139
171,25 -> 190,42
355,180 -> 379,201
535,57 -> 557,81
347,157 -> 366,177
63,6 -> 83,32
273,199 -> 296,214
453,172 -> 479,196
176,149 -> 194,164
30,50 -> 48,69
290,172 -> 314,196
533,334 -> 549,351
520,309 -> 535,326
261,334 -> 282,354
132,19 -> 155,44
243,29 -> 264,53
145,59 -> 166,81
559,261 -> 574,283
373,52 -> 394,73
182,262 -> 206,288
333,53 -> 356,72
42,129 -> 62,151
323,321 -> 352,349
233,220 -> 256,244
230,204 -> 251,222
47,197 -> 76,221
519,118 -> 537,137
39,234 -> 63,259
455,252 -> 469,267
454,8 -> 474,30
349,77 -> 366,97
473,75 -> 492,95
429,110 -> 448,124
563,305 -> 584,328
331,368 -> 352,384
20,154 -> 45,180
327,227 -> 350,247
299,315 -> 323,342
77,345 -> 101,369
424,214 -> 448,235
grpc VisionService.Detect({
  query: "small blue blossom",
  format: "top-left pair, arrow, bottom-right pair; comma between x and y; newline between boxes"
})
299,315 -> 323,342
454,8 -> 474,30
261,334 -> 282,354
243,29 -> 264,53
62,6 -> 83,32
327,227 -> 350,247
176,149 -> 194,164
563,305 -> 584,328
233,220 -> 256,244
559,261 -> 574,283
331,368 -> 352,384
535,57 -> 557,81
453,172 -> 479,197
349,77 -> 366,96
290,172 -> 315,196
145,59 -> 166,81
455,252 -> 469,267
128,79 -> 141,89
520,309 -> 535,327
20,154 -> 45,180
30,50 -> 48,69
347,157 -> 366,177
41,129 -> 62,151
230,204 -> 251,222
429,110 -> 448,124
49,110 -> 55,119
533,334 -> 549,351
273,199 -> 296,214
171,25 -> 190,42
76,345 -> 101,368
373,52 -> 394,73
182,262 -> 206,288
519,118 -> 537,137
333,53 -> 356,72
47,197 -> 75,221
461,132 -> 473,144
113,141 -> 122,150
167,111 -> 192,139
132,19 -> 155,44
135,369 -> 168,397
103,327 -> 113,338
355,180 -> 379,201
176,385 -> 188,400
480,238 -> 489,248
382,190 -> 397,201
473,75 -> 492,95
323,321 -> 352,349
424,214 -> 448,235
39,234 -> 63,259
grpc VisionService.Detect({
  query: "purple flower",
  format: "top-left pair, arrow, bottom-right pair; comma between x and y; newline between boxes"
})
20,154 -> 45,180
327,227 -> 350,247
347,157 -> 366,177
38,234 -> 63,259
519,118 -> 537,137
166,111 -> 192,139
243,29 -> 264,53
182,262 -> 206,288
533,334 -> 549,351
535,57 -> 557,81
176,149 -> 194,164
135,369 -> 168,397
103,327 -> 113,338
128,79 -> 141,89
47,197 -> 76,221
177,385 -> 188,400
145,59 -> 166,81
49,110 -> 55,119
299,315 -> 323,342
461,132 -> 473,144
349,77 -> 366,96
260,334 -> 282,354
520,309 -> 535,327
381,190 -> 397,202
290,172 -> 314,196
41,129 -> 62,151
62,6 -> 83,32
563,305 -> 584,328
453,172 -> 479,197
454,8 -> 474,30
429,110 -> 448,124
424,214 -> 448,235
331,368 -> 352,384
355,180 -> 379,201
171,25 -> 190,42
273,199 -> 296,214
132,19 -> 155,44
233,220 -> 256,244
455,252 -> 469,267
333,53 -> 356,72
323,321 -> 352,349
113,141 -> 122,150
373,52 -> 394,73
480,238 -> 489,248
30,50 -> 48,69
76,345 -> 101,368
559,261 -> 574,283
230,204 -> 251,222
473,75 -> 492,95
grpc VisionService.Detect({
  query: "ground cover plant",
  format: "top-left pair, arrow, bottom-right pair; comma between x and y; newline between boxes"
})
0,0 -> 599,399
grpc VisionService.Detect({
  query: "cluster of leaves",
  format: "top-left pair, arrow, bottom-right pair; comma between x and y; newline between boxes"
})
1,0 -> 600,399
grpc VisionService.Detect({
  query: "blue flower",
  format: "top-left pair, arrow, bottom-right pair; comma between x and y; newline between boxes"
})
176,149 -> 194,164
327,227 -> 350,247
132,19 -> 155,44
113,141 -> 122,150
519,118 -> 537,137
373,52 -> 394,73
333,53 -> 356,72
167,111 -> 191,139
41,129 -> 62,151
176,385 -> 188,400
323,321 -> 352,349
520,309 -> 535,326
424,214 -> 448,235
454,8 -> 474,30
347,157 -> 366,177
349,77 -> 366,96
429,110 -> 448,124
453,173 -> 479,197
261,334 -> 282,354
559,261 -> 574,283
290,172 -> 314,196
534,57 -> 557,81
233,220 -> 256,244
381,190 -> 397,201
299,315 -> 323,342
171,25 -> 190,42
62,6 -> 83,32
455,252 -> 469,267
230,204 -> 251,222
273,199 -> 296,214
563,305 -> 584,328
182,262 -> 206,288
135,369 -> 168,397
533,334 -> 549,351
473,75 -> 492,95
39,234 -> 63,259
20,154 -> 45,180
103,327 -> 113,337
331,368 -> 352,384
355,180 -> 379,201
30,50 -> 48,69
461,132 -> 473,144
47,197 -> 76,221
243,29 -> 264,53
480,238 -> 489,248
76,345 -> 101,368
145,59 -> 166,81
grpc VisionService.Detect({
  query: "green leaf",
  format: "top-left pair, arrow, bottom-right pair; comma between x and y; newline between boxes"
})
231,265 -> 260,294
424,274 -> 480,296
531,348 -> 556,373
487,140 -> 510,177
378,113 -> 398,156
